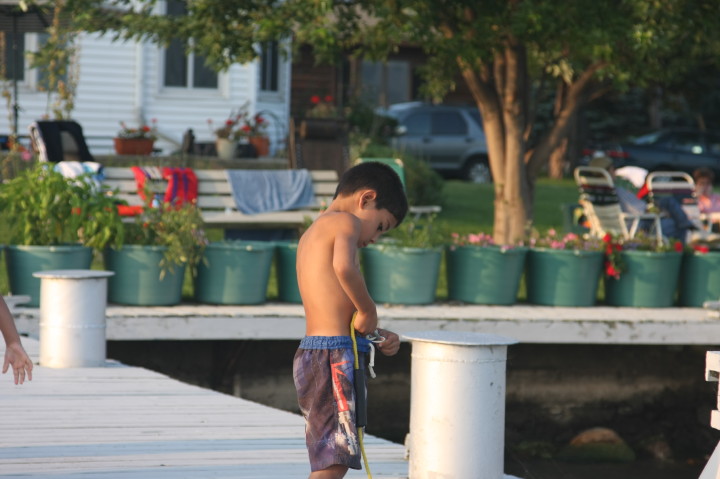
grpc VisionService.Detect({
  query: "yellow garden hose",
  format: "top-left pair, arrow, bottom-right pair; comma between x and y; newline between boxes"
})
350,314 -> 373,479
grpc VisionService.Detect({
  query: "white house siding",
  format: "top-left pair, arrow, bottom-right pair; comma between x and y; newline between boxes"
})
5,31 -> 290,157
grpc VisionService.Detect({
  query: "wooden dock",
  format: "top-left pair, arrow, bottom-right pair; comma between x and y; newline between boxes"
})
12,302 -> 720,345
0,337 -> 408,478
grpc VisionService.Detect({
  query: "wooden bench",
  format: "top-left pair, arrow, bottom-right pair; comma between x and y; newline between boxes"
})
102,166 -> 338,229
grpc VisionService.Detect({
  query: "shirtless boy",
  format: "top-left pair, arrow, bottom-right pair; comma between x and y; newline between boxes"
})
293,162 -> 408,478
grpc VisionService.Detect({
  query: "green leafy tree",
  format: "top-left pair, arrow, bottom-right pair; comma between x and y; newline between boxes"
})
65,0 -> 720,243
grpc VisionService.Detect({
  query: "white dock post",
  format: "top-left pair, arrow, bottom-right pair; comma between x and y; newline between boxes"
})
700,351 -> 720,479
33,270 -> 114,368
403,331 -> 518,479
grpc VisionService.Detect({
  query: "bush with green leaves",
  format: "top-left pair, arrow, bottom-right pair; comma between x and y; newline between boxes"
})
0,163 -> 123,248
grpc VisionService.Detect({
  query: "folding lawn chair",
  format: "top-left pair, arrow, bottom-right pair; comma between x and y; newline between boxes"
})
28,120 -> 95,163
646,170 -> 720,244
574,166 -> 663,242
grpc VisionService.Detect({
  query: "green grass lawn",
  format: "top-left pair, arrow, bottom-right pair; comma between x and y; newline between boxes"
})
0,177 -> 579,299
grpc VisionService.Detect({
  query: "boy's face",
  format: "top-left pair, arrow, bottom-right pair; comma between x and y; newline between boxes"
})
356,204 -> 397,248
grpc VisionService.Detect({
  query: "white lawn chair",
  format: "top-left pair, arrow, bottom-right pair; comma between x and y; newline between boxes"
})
646,170 -> 720,244
574,166 -> 663,242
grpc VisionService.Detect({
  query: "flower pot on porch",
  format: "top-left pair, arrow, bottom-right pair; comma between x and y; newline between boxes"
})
215,138 -> 237,160
604,251 -> 682,307
113,138 -> 154,155
446,245 -> 527,305
104,245 -> 185,306
248,136 -> 270,156
525,248 -> 604,306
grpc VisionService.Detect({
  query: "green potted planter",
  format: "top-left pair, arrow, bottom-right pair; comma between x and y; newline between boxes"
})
275,241 -> 301,303
362,244 -> 442,305
679,249 -> 720,307
603,234 -> 683,308
105,245 -> 185,306
526,230 -> 605,307
446,243 -> 527,305
0,164 -> 123,306
194,241 -> 275,304
605,250 -> 682,307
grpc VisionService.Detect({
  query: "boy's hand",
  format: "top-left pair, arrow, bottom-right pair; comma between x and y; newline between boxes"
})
376,329 -> 400,356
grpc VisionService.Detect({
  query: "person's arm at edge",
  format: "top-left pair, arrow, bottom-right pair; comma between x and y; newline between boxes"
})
332,216 -> 377,335
0,296 -> 33,384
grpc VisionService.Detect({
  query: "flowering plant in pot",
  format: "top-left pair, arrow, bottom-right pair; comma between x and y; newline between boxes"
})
446,231 -> 527,305
525,229 -> 605,307
362,215 -> 444,305
105,195 -> 208,306
602,232 -> 682,279
114,119 -> 157,155
602,232 -> 683,307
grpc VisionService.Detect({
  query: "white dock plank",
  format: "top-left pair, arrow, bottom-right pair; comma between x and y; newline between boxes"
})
0,338 -> 408,478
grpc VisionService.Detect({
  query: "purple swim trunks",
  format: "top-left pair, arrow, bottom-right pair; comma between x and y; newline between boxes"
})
293,336 -> 370,471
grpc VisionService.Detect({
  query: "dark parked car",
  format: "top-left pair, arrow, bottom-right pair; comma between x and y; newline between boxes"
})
378,102 -> 490,183
584,128 -> 720,176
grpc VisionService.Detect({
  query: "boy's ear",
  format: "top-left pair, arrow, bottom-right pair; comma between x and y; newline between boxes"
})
359,189 -> 377,207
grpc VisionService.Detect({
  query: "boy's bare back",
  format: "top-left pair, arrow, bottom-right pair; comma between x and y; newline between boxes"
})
297,210 -> 366,337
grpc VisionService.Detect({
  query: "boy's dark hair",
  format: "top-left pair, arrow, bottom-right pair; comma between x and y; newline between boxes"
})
334,162 -> 408,225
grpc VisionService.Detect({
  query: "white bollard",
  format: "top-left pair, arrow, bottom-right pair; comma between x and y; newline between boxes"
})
33,270 -> 114,368
404,331 -> 517,479
700,351 -> 720,479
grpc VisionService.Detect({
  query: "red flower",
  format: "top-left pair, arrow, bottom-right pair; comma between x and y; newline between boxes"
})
673,241 -> 683,252
311,95 -> 321,104
241,125 -> 251,132
694,245 -> 710,253
603,233 -> 612,243
614,243 -> 623,251
604,261 -> 620,279
255,115 -> 264,123
71,207 -> 81,215
141,125 -> 151,132
225,119 -> 234,126
324,95 -> 334,103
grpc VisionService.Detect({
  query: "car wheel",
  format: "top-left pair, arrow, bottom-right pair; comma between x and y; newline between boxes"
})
463,157 -> 491,183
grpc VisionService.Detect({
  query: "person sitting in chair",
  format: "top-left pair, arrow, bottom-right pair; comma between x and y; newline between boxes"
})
589,156 -> 696,243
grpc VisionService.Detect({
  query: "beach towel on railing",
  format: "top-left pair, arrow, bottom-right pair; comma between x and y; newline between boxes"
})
226,169 -> 315,214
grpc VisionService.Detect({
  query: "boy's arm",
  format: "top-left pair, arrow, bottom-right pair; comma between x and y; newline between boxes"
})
0,296 -> 33,385
332,217 -> 377,335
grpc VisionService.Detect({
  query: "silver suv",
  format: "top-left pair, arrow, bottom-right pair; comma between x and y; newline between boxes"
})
380,102 -> 490,183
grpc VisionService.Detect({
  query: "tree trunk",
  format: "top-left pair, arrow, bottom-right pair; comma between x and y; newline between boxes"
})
548,138 -> 567,179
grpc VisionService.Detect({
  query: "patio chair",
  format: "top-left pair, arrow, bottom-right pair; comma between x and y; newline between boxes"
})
28,120 -> 95,163
646,170 -> 720,244
573,166 -> 663,242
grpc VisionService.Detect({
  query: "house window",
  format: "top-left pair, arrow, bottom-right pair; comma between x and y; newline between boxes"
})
163,0 -> 217,89
259,41 -> 279,92
1,31 -> 24,81
361,60 -> 410,107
